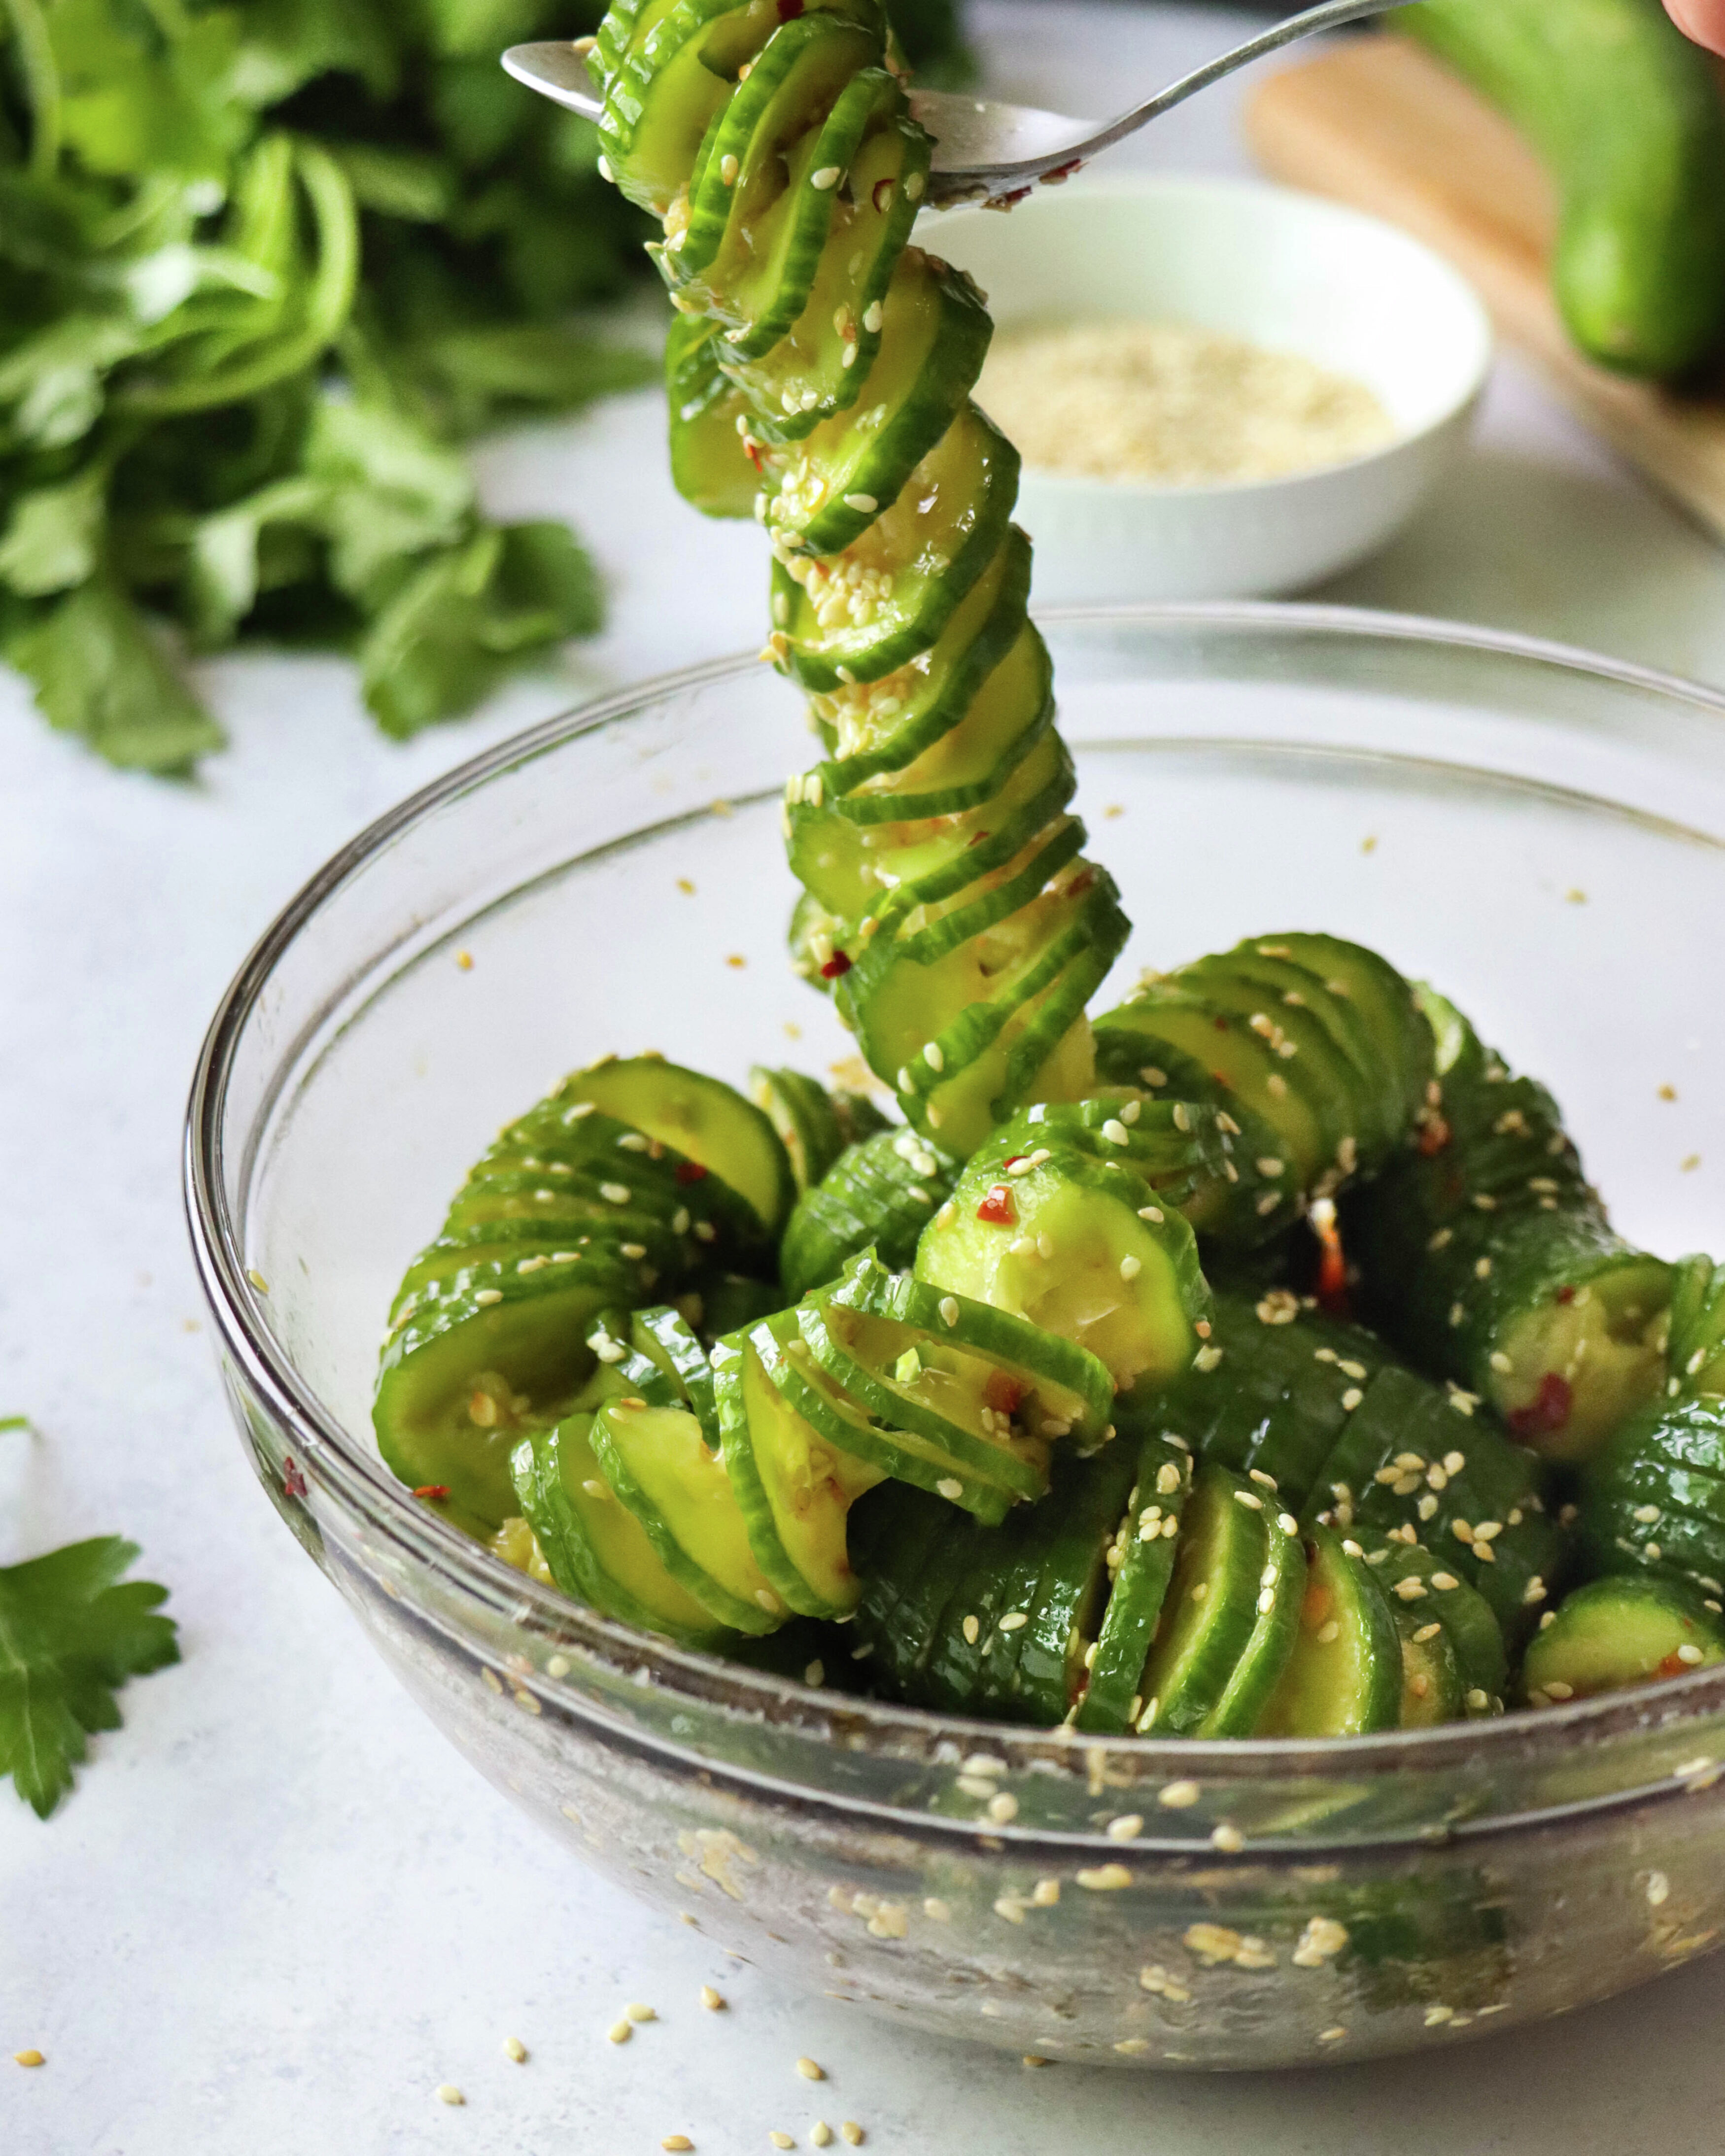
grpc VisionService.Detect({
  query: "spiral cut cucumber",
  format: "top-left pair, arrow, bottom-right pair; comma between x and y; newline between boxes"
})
585,0 -> 1128,1156
1343,987 -> 1673,1462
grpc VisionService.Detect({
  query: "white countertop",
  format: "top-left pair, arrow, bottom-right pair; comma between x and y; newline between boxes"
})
6,6 -> 1725,2152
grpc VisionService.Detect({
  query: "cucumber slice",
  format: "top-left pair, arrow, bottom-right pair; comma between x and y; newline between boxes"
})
691,1270 -> 786,1345
1073,1428 -> 1189,1733
1521,1574 -> 1725,1705
1669,1253 -> 1725,1398
1178,952 -> 1375,1170
750,1065 -> 847,1193
1090,1021 -> 1300,1247
780,1124 -> 961,1298
766,252 -> 991,556
1256,1523 -> 1402,1738
1391,1596 -> 1464,1727
510,1419 -> 731,1647
1357,1539 -> 1508,1713
1137,1465 -> 1271,1735
787,725 -> 1071,926
667,317 -> 756,518
629,1303 -> 722,1446
774,411 -> 1020,691
712,1321 -> 882,1618
590,1397 -> 781,1631
807,1248 -> 1110,1473
376,1252 -> 643,1530
721,79 -> 929,445
1200,1483 -> 1305,1736
554,1055 -> 794,1243
1011,1443 -> 1140,1724
665,15 -> 884,353
917,1137 -> 1211,1394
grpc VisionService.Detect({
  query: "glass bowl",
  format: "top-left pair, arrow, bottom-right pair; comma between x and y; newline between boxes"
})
186,606 -> 1725,2071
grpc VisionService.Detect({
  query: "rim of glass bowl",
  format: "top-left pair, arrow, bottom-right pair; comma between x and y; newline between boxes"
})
185,601 -> 1725,1841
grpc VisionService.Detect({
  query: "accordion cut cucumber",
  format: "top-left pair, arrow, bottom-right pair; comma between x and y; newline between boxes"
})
1137,1464 -> 1273,1735
1581,1393 -> 1725,1606
779,1124 -> 961,1297
1344,992 -> 1671,1462
1093,931 -> 1434,1245
1073,1427 -> 1190,1734
1668,1254 -> 1725,1400
1356,1538 -> 1509,1711
1521,1574 -> 1725,1705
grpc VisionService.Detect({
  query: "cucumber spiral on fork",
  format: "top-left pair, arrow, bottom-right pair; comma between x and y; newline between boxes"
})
588,0 -> 1128,1156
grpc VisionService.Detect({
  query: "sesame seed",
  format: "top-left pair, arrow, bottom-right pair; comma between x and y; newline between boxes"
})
1234,1489 -> 1264,1510
796,2057 -> 825,2081
1341,1387 -> 1363,1412
13,2050 -> 45,2067
1158,1778 -> 1201,1808
473,1288 -> 502,1305
938,1296 -> 960,1328
1318,2026 -> 1348,2043
1648,1871 -> 1671,1906
812,2125 -> 834,2147
663,2140 -> 694,2153
701,1986 -> 725,2010
436,2084 -> 465,2105
1138,1205 -> 1165,1223
772,2138 -> 796,2151
1211,1823 -> 1245,1853
998,1611 -> 1029,1632
987,1791 -> 1018,1823
1119,1255 -> 1142,1282
842,2125 -> 864,2146
1466,1688 -> 1489,1711
1316,1619 -> 1340,1644
1075,1863 -> 1132,1889
1250,1468 -> 1278,1489
811,166 -> 843,189
936,1476 -> 964,1501
1679,1643 -> 1705,1665
1107,1813 -> 1143,1842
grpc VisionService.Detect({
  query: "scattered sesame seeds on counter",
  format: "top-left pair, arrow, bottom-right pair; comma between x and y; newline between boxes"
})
974,321 -> 1396,487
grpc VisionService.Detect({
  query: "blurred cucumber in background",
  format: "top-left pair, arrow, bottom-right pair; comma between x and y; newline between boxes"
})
0,0 -> 969,771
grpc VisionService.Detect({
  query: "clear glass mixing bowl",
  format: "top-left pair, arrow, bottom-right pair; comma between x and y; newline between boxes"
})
186,606 -> 1725,2070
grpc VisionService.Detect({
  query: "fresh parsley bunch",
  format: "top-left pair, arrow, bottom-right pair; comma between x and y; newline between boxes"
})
0,0 -> 969,774
0,0 -> 657,771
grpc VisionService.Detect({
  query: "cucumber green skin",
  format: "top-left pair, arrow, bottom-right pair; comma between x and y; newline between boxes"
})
631,1303 -> 722,1445
1073,1429 -> 1189,1734
1257,1523 -> 1403,1738
1392,1602 -> 1464,1728
1200,1489 -> 1304,1737
1582,1395 -> 1725,1602
1404,0 -> 1725,377
1521,1572 -> 1725,1704
1342,1016 -> 1670,1459
1138,1465 -> 1271,1735
1669,1254 -> 1725,1399
1010,1095 -> 1238,1224
666,317 -> 756,520
1358,1540 -> 1508,1711
779,1125 -> 962,1299
1012,1443 -> 1140,1724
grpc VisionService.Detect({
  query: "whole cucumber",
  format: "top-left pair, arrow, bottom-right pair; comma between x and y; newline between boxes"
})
1405,0 -> 1725,376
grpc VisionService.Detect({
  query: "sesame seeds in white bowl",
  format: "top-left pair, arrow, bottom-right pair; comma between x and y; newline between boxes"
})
925,175 -> 1492,602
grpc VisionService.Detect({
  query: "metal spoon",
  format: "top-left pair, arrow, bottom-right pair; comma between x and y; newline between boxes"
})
503,0 -> 1413,208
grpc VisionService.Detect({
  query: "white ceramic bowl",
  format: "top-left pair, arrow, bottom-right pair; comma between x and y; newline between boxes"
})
925,176 -> 1492,602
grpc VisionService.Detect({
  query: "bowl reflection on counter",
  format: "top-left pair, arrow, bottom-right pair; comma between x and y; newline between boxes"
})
187,606 -> 1725,2069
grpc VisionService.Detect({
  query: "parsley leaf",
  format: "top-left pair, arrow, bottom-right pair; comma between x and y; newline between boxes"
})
0,1536 -> 179,1819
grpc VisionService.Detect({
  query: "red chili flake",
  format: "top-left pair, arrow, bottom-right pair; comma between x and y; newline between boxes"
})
1210,1070 -> 1232,1090
1040,158 -> 1083,185
820,950 -> 852,979
742,437 -> 764,472
1507,1372 -> 1573,1439
967,829 -> 992,847
984,1370 -> 1027,1417
1001,1154 -> 1027,1172
976,1183 -> 1016,1226
676,1160 -> 710,1184
1556,1285 -> 1576,1305
414,1484 -> 452,1502
282,1457 -> 308,1501
871,176 -> 896,213
1658,1651 -> 1689,1679
777,0 -> 804,16
1416,1115 -> 1451,1157
1064,870 -> 1095,898
1213,1016 -> 1229,1032
1313,1214 -> 1350,1319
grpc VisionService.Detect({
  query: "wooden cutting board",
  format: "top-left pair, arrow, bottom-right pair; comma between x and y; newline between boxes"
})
1244,36 -> 1725,543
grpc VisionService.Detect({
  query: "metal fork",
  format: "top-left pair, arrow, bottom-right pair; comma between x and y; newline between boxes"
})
504,0 -> 1413,208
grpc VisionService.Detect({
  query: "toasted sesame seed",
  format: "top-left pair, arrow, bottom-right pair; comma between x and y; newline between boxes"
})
772,2137 -> 796,2151
841,2125 -> 864,2146
663,2140 -> 694,2152
436,2084 -> 465,2105
811,2125 -> 834,2148
796,2058 -> 826,2082
700,1985 -> 725,2011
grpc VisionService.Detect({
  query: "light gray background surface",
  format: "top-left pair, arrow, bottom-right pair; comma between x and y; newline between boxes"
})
5,6 -> 1725,2150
